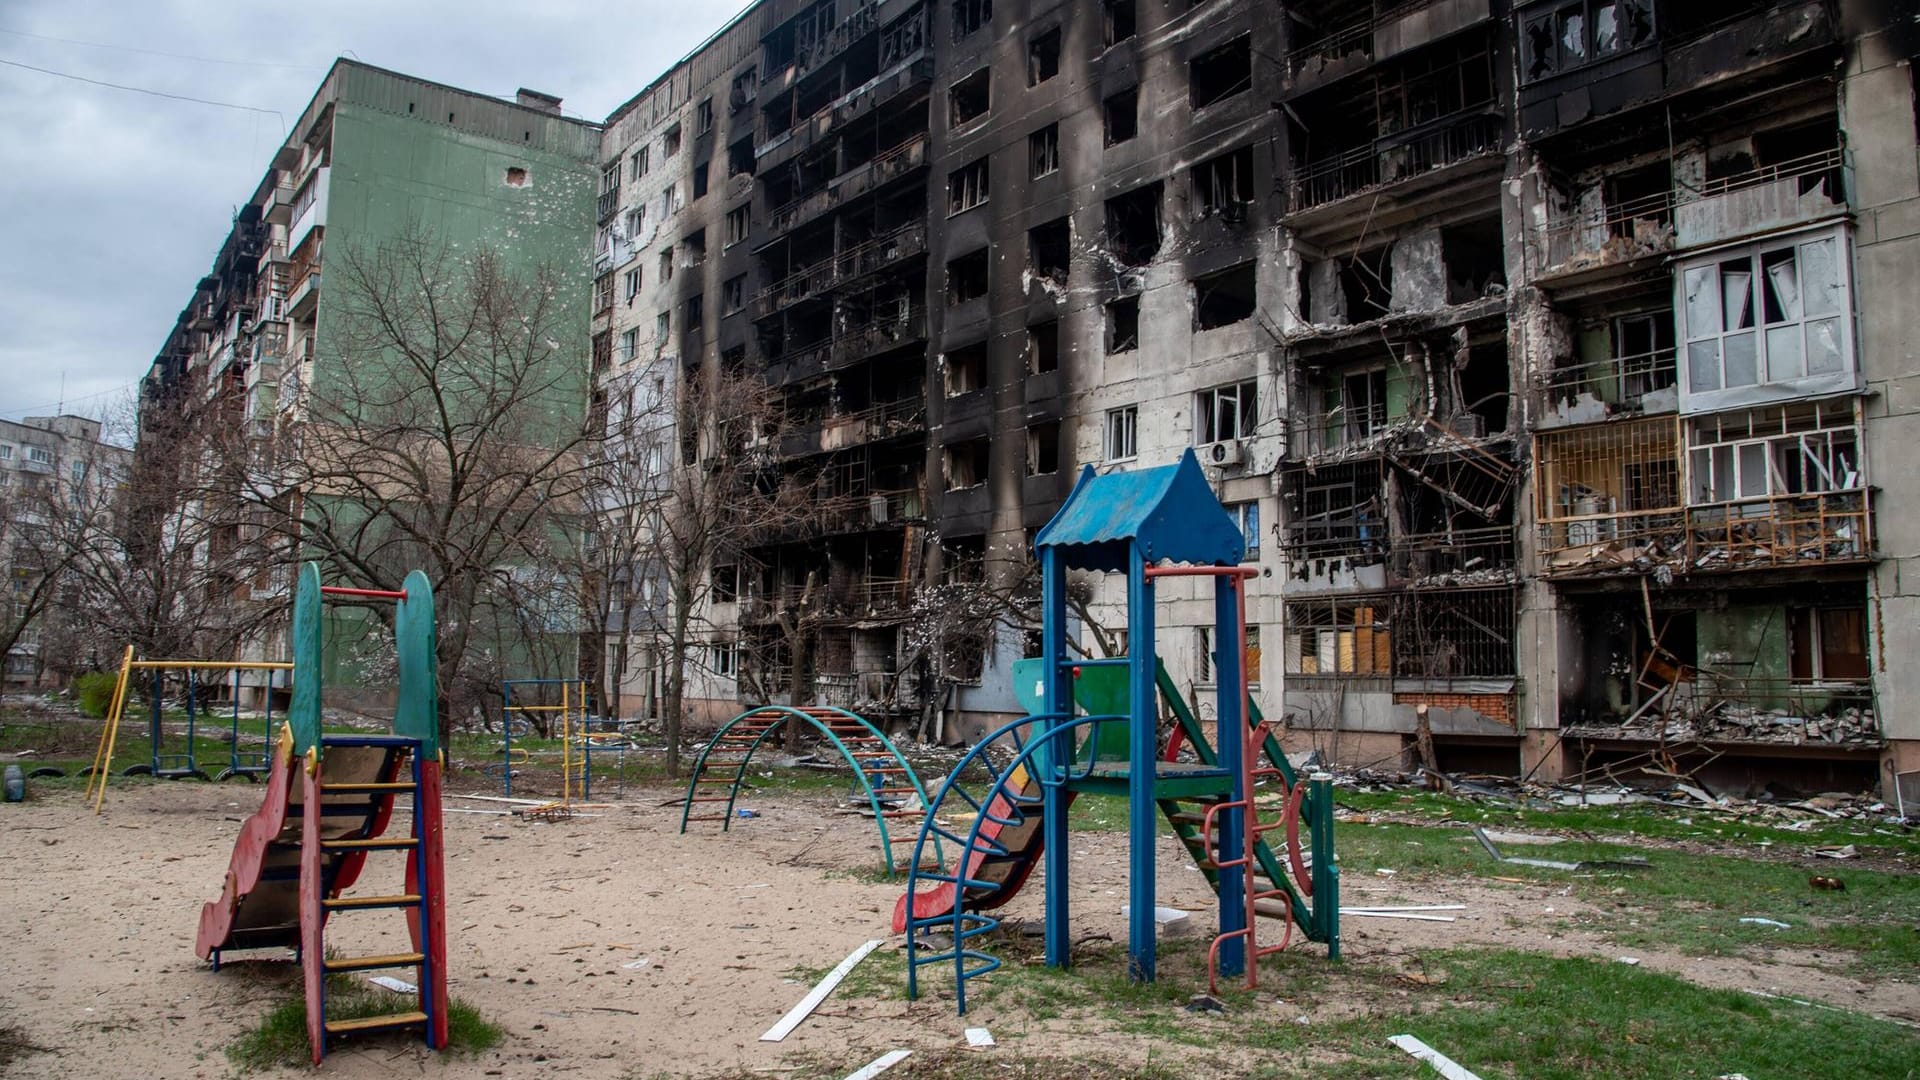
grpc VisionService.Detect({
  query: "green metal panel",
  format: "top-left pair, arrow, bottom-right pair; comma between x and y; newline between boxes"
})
394,569 -> 439,756
290,563 -> 324,755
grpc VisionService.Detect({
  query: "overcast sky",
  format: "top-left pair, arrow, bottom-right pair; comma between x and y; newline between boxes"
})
0,1 -> 736,424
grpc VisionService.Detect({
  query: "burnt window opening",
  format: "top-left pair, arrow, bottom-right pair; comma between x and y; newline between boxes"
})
683,227 -> 707,264
1609,309 -> 1678,401
663,123 -> 682,158
948,158 -> 990,214
945,437 -> 991,489
953,0 -> 992,40
1107,296 -> 1140,353
1521,0 -> 1655,84
696,97 -> 714,134
1373,35 -> 1495,137
1028,320 -> 1060,374
1192,145 -> 1254,219
1454,339 -> 1510,436
943,535 -> 987,585
1105,183 -> 1162,265
684,293 -> 705,332
1029,27 -> 1061,85
1752,115 -> 1844,198
1198,379 -> 1257,443
1440,217 -> 1506,305
1333,369 -> 1390,441
949,68 -> 991,129
721,345 -> 748,376
1027,421 -> 1061,475
725,205 -> 750,246
1104,0 -> 1136,47
730,68 -> 757,112
659,246 -> 674,282
946,340 -> 988,396
728,138 -> 756,177
1029,124 -> 1061,178
693,162 -> 711,199
1104,86 -> 1139,145
1339,246 -> 1392,323
505,166 -> 529,187
712,564 -> 739,602
1193,262 -> 1256,330
1029,217 -> 1071,287
1189,35 -> 1252,110
947,248 -> 990,305
1604,160 -> 1672,236
1789,606 -> 1870,681
723,274 -> 747,315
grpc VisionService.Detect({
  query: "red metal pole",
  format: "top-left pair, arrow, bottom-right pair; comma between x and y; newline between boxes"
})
319,586 -> 409,600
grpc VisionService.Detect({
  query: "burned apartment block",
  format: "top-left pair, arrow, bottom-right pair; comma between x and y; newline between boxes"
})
596,0 -> 1920,793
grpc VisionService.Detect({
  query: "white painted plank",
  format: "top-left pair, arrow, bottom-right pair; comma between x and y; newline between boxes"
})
1342,911 -> 1457,922
965,1027 -> 995,1047
842,1050 -> 911,1080
1389,1035 -> 1483,1080
760,939 -> 885,1042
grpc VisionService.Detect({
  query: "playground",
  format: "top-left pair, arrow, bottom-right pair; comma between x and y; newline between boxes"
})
0,454 -> 1916,1078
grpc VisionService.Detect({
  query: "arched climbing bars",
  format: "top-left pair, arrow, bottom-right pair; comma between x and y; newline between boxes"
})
679,705 -> 937,876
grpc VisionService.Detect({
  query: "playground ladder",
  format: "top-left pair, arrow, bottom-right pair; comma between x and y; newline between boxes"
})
302,734 -> 447,1063
1199,720 -> 1298,993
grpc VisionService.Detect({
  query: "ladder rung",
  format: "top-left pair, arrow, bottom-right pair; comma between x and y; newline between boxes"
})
323,893 -> 423,910
322,782 -> 416,793
683,815 -> 729,821
321,837 -> 418,851
324,1011 -> 428,1035
324,952 -> 424,973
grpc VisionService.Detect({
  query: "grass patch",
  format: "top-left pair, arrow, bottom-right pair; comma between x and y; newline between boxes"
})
226,972 -> 501,1071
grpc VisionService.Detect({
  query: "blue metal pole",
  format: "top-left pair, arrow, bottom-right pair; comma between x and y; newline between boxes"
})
1126,546 -> 1157,983
150,670 -> 163,772
1214,576 -> 1247,978
1040,545 -> 1072,969
502,683 -> 513,799
231,669 -> 243,775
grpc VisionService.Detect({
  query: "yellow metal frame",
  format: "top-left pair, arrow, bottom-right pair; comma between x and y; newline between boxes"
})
504,680 -> 590,806
85,650 -> 295,814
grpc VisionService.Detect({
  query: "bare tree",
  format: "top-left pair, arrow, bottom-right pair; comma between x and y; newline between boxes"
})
233,225 -> 599,731
0,425 -> 128,680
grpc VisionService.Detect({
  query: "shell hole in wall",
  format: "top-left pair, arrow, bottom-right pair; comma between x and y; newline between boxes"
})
505,167 -> 529,187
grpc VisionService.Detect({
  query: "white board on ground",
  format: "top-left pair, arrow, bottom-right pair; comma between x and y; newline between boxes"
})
965,1027 -> 995,1047
760,939 -> 885,1042
842,1050 -> 911,1080
1388,1035 -> 1483,1080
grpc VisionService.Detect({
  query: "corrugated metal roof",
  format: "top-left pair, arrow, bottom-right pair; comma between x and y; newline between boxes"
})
1034,450 -> 1244,573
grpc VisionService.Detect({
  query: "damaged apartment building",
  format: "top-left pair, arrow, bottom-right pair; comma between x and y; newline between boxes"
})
594,0 -> 1920,794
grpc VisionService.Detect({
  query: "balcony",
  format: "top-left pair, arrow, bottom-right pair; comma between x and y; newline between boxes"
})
766,134 -> 928,236
1288,110 -> 1502,213
829,306 -> 926,369
1282,521 -> 1514,591
1285,402 -> 1396,460
286,269 -> 322,321
755,222 -> 927,319
1538,490 -> 1870,579
756,53 -> 931,170
1565,676 -> 1878,748
1534,347 -> 1678,427
263,181 -> 296,225
597,185 -> 621,223
1285,0 -> 1491,98
764,4 -> 879,93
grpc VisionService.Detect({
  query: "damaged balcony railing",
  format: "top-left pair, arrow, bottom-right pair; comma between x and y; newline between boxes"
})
830,306 -> 927,367
754,222 -> 927,319
1538,491 -> 1871,576
1535,347 -> 1678,416
766,134 -> 928,235
1284,1 -> 1438,77
1585,677 -> 1879,746
1280,522 -> 1514,584
1289,111 -> 1502,211
1285,402 -> 1394,458
829,576 -> 911,615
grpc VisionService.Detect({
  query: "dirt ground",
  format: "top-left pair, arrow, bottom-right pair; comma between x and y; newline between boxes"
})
1,777 -> 1914,1079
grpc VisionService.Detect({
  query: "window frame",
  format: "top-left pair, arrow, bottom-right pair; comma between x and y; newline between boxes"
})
1105,405 -> 1139,462
1197,379 -> 1258,444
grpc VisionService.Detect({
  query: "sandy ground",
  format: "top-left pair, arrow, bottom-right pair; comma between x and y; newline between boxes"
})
1,778 -> 1913,1079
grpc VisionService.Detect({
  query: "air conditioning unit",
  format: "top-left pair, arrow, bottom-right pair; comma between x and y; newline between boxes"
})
1203,439 -> 1244,468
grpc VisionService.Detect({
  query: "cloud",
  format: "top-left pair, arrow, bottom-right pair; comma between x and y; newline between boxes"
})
0,0 -> 731,419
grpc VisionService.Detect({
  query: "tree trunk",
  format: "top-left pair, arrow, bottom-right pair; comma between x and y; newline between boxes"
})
664,579 -> 694,777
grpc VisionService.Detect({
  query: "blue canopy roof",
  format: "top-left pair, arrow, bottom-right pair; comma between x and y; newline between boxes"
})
1033,449 -> 1245,573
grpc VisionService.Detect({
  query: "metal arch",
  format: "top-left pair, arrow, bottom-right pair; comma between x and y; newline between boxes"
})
678,704 -> 937,876
903,711 -> 1126,1014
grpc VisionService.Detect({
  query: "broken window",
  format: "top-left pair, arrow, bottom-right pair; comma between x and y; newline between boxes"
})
1680,228 -> 1849,396
1339,246 -> 1392,322
1686,401 -> 1862,504
1104,86 -> 1139,145
1285,598 -> 1392,675
723,274 -> 746,315
656,310 -> 671,341
1230,500 -> 1261,557
1789,606 -> 1869,681
1029,123 -> 1060,179
693,162 -> 710,199
945,340 -> 988,395
947,248 -> 989,304
1192,145 -> 1254,219
593,272 -> 615,313
697,97 -> 714,134
1029,27 -> 1061,85
593,330 -> 613,372
953,0 -> 992,40
630,145 -> 650,179
624,267 -> 642,303
1521,0 -> 1654,84
1193,262 -> 1256,330
1106,296 -> 1140,353
1198,379 -> 1257,443
618,328 -> 639,364
712,564 -> 739,602
1029,217 -> 1070,287
1027,320 -> 1060,374
1611,310 -> 1677,402
949,68 -> 990,128
945,437 -> 991,489
1103,0 -> 1136,47
600,163 -> 621,196
709,641 -> 738,678
725,205 -> 750,246
730,68 -> 757,112
683,227 -> 707,264
1104,183 -> 1161,264
659,246 -> 674,282
625,205 -> 647,241
685,293 -> 704,332
728,138 -> 755,177
1604,161 -> 1672,237
1336,370 -> 1388,442
1441,217 -> 1506,305
1106,405 -> 1138,460
505,166 -> 528,187
1189,35 -> 1252,110
948,158 -> 990,214
1026,421 -> 1061,475
663,123 -> 682,158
